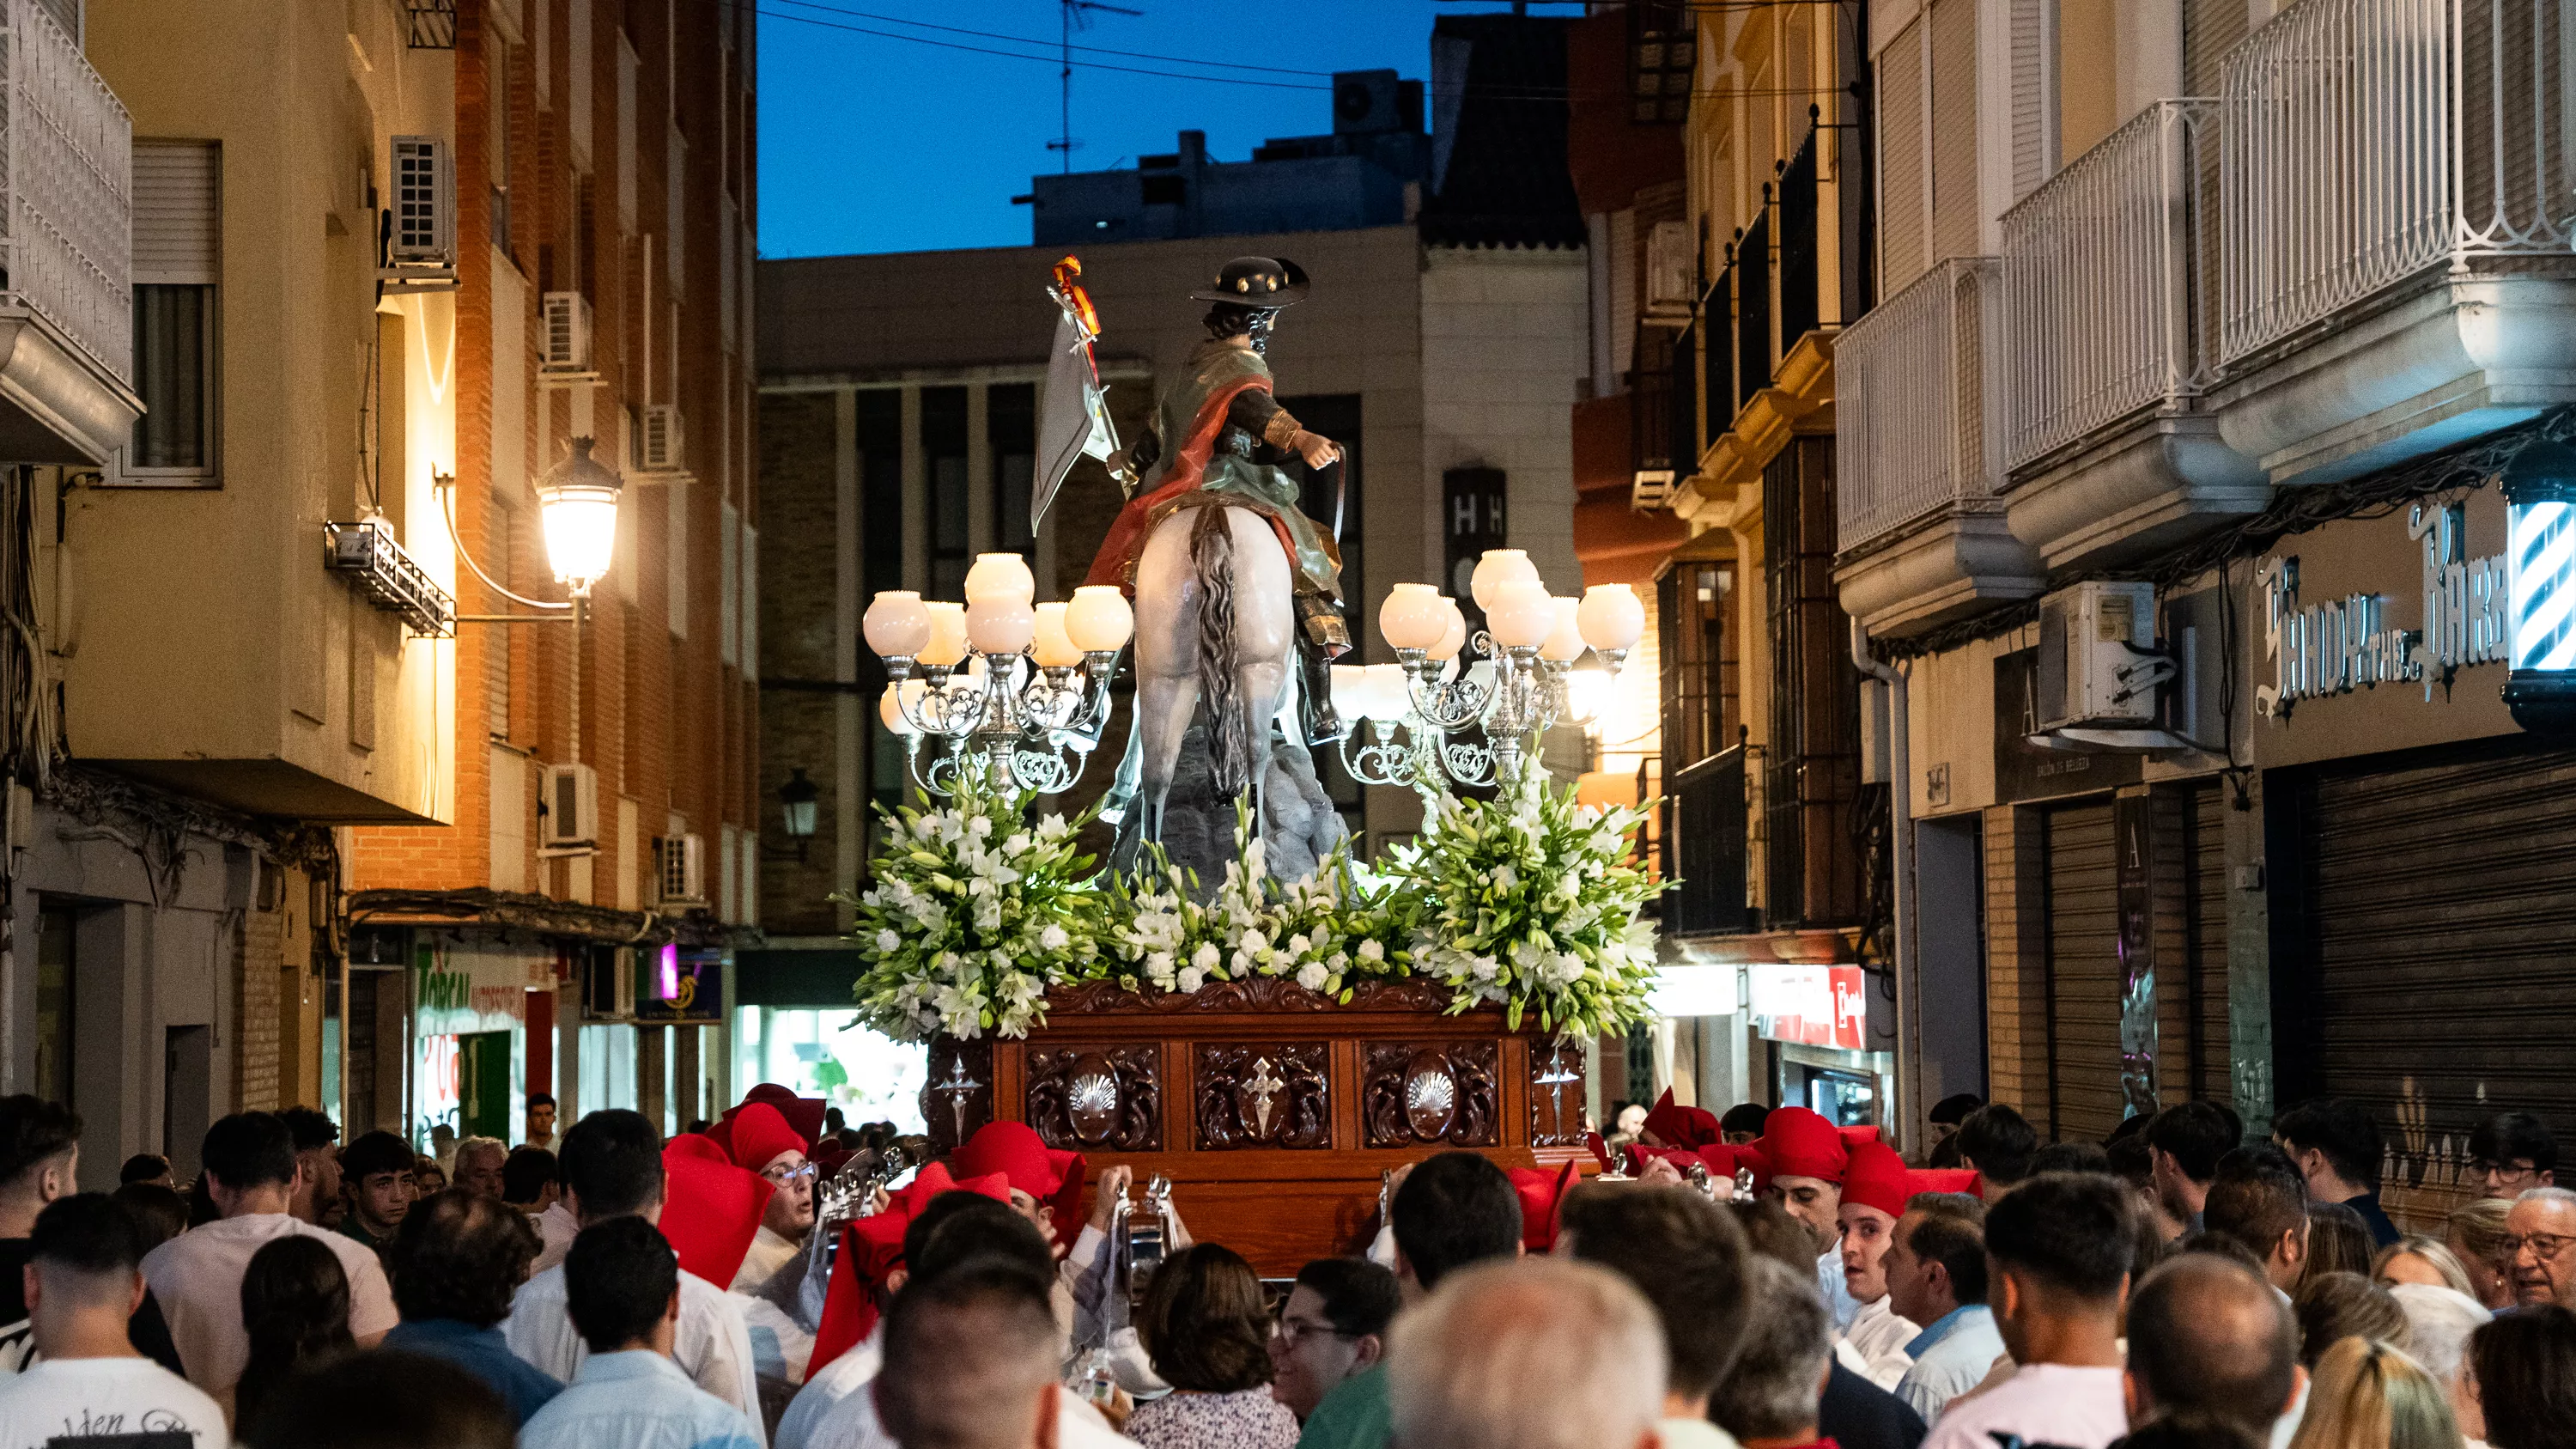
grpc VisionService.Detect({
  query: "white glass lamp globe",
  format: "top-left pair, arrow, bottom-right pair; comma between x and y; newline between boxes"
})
1578,584 -> 1647,652
863,591 -> 933,658
920,603 -> 969,668
966,597 -> 1036,655
1065,586 -> 1134,652
1364,662 -> 1411,721
1429,597 -> 1468,661
1330,664 -> 1366,718
1468,549 -> 1540,612
1379,582 -> 1446,651
1031,602 -> 1083,667
1540,596 -> 1587,662
1487,581 -> 1555,648
879,683 -> 924,736
963,551 -> 1036,605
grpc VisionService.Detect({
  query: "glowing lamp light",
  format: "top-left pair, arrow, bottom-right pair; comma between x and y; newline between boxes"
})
1540,596 -> 1587,662
658,943 -> 681,1002
1330,664 -> 1367,720
963,551 -> 1036,605
879,681 -> 925,735
965,596 -> 1036,655
919,603 -> 969,668
1430,597 -> 1467,661
1566,665 -> 1613,728
1379,582 -> 1446,651
1486,581 -> 1555,648
534,436 -> 623,594
1066,586 -> 1134,652
864,591 -> 933,658
1469,549 -> 1540,612
1032,601 -> 1084,667
1577,585 -> 1647,653
2501,437 -> 2576,731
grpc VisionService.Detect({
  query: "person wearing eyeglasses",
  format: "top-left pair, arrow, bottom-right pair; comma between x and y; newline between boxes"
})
2505,1187 -> 2576,1310
2468,1112 -> 2559,1201
723,1104 -> 817,1300
1269,1257 -> 1399,1423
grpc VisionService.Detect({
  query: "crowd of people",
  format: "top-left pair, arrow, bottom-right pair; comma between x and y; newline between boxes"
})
0,1084 -> 2567,1449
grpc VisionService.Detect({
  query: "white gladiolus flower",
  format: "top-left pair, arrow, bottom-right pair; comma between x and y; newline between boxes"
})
1358,939 -> 1385,963
875,928 -> 900,953
1176,966 -> 1206,994
1296,960 -> 1329,991
1193,942 -> 1221,971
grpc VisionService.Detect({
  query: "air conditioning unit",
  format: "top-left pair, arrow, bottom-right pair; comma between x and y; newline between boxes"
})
638,404 -> 685,473
381,137 -> 459,290
1644,220 -> 1697,321
540,292 -> 597,378
2036,581 -> 2165,730
538,762 -> 600,855
654,834 -> 708,909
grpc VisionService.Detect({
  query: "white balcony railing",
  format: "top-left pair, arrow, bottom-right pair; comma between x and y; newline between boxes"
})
1835,258 -> 2004,557
0,0 -> 130,385
2221,0 -> 2575,366
2003,100 -> 2221,472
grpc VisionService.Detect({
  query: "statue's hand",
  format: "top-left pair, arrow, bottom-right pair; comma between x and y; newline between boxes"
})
1295,431 -> 1341,469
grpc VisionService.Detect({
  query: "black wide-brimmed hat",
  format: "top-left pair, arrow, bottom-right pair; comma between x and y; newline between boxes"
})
1189,256 -> 1309,309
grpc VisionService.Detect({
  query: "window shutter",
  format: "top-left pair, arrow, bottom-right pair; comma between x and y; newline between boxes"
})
1929,0 -> 1981,262
2183,0 -> 2247,99
133,141 -> 218,286
2008,0 -> 2056,201
1878,20 -> 1927,292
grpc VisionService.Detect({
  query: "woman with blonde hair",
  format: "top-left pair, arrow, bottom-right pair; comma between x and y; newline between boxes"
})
2446,1199 -> 2518,1312
2287,1337 -> 2464,1449
2376,1236 -> 2480,1300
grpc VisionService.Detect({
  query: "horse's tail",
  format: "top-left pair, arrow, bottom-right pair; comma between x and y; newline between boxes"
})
1190,507 -> 1253,799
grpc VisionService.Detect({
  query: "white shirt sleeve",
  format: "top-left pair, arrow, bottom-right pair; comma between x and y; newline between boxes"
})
339,1245 -> 400,1340
683,1272 -> 770,1448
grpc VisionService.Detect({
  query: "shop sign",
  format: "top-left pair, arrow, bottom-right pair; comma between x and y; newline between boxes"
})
1748,964 -> 1865,1050
2256,502 -> 2509,718
1993,648 -> 2142,801
635,944 -> 726,1025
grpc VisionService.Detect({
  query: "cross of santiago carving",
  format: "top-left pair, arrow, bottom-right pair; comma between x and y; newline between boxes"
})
933,1056 -> 983,1141
1244,1056 -> 1285,1137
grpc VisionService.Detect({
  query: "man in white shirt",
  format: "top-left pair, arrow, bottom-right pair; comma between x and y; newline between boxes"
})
522,1215 -> 762,1449
1918,1174 -> 2132,1449
0,1193 -> 224,1448
506,1108 -> 764,1444
1886,1202 -> 2005,1421
140,1112 -> 397,1416
1833,1142 -> 1923,1389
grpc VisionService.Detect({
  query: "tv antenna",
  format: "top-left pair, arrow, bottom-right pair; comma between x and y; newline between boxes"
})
1052,0 -> 1144,173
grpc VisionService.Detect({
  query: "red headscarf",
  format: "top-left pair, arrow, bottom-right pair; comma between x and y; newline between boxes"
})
1642,1090 -> 1722,1151
1507,1160 -> 1583,1253
1912,1167 -> 1984,1199
1759,1106 -> 1850,1184
736,1084 -> 830,1148
724,1104 -> 807,1174
1838,1141 -> 1917,1220
949,1123 -> 1086,1245
657,1136 -> 775,1288
806,1162 -> 1015,1377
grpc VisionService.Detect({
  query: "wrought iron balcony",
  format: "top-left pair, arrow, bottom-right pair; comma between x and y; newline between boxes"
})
1835,259 -> 2003,556
2002,100 -> 2221,472
2220,0 -> 2576,366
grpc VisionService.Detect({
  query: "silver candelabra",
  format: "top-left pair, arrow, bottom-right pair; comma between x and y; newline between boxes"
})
882,647 -> 1123,796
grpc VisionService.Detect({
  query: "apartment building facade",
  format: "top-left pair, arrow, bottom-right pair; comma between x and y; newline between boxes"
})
1579,2 -> 1893,1127
1833,0 -> 2576,1202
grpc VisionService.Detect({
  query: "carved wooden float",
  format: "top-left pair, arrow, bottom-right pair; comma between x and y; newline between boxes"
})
918,976 -> 1592,1276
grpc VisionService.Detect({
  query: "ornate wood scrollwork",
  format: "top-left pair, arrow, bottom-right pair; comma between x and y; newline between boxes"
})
921,1038 -> 993,1154
1361,1041 -> 1499,1148
1048,976 -> 1456,1016
1528,1039 -> 1588,1148
1026,1044 -> 1162,1151
1195,1044 -> 1330,1150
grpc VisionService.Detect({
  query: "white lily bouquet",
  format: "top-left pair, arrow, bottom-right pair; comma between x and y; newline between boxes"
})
1380,767 -> 1666,1036
1100,804 -> 1413,1000
841,763 -> 1103,1043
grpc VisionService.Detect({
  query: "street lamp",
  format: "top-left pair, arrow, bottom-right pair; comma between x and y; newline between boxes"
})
778,767 -> 820,862
533,436 -> 624,598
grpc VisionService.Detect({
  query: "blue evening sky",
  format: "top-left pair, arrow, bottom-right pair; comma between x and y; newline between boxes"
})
755,0 -> 1530,259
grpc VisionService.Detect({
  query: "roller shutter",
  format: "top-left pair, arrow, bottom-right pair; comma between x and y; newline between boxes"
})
2289,740 -> 2576,1170
2044,799 -> 2124,1142
2183,781 -> 2233,1108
